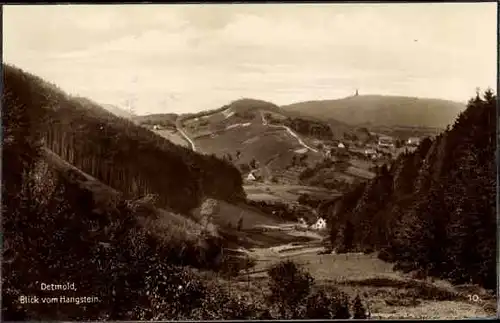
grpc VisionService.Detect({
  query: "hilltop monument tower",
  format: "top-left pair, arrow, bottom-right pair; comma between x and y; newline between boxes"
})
355,89 -> 359,96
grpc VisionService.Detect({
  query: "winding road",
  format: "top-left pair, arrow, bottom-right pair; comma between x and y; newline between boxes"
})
175,117 -> 197,152
260,111 -> 319,153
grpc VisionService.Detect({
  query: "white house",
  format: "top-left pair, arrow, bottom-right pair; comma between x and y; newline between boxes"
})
310,217 -> 327,230
246,172 -> 257,181
338,142 -> 346,149
153,124 -> 161,130
246,169 -> 262,181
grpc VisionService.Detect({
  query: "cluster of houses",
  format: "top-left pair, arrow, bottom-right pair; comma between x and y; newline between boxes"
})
318,135 -> 422,161
297,217 -> 327,231
238,133 -> 423,183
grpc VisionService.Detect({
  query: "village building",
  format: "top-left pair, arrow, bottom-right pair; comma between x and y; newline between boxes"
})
297,217 -> 308,228
153,124 -> 161,130
322,145 -> 333,158
337,142 -> 346,149
407,137 -> 421,146
246,172 -> 256,181
364,148 -> 378,159
310,217 -> 327,230
378,137 -> 395,148
246,169 -> 262,182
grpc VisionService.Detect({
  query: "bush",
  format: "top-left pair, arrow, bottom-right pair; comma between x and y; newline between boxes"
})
267,260 -> 314,318
305,287 -> 351,319
352,294 -> 367,319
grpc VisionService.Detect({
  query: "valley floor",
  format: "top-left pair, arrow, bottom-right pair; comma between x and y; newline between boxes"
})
222,222 -> 496,320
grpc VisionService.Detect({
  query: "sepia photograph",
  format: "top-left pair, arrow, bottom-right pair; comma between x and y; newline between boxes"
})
2,2 -> 498,321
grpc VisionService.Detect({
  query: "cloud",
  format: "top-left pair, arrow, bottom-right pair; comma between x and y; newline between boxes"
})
3,3 -> 496,114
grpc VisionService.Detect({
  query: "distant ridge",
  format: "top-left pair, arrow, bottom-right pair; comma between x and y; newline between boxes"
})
281,95 -> 466,129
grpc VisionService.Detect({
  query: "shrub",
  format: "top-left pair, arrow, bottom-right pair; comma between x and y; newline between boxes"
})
352,294 -> 367,319
267,260 -> 314,318
305,287 -> 351,319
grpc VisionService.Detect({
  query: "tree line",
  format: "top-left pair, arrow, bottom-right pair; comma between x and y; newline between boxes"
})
266,114 -> 335,140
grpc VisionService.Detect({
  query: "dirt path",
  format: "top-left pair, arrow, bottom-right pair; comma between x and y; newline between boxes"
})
260,111 -> 319,153
175,117 -> 197,152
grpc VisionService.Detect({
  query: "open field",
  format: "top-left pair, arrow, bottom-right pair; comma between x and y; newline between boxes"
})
226,223 -> 496,320
244,183 -> 340,202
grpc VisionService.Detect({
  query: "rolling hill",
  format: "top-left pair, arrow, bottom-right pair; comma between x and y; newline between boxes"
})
281,95 -> 466,129
177,98 -> 328,182
134,97 -> 383,188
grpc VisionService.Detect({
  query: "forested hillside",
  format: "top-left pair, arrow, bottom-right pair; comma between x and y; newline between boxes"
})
4,64 -> 245,214
324,90 -> 496,290
1,64 -> 251,320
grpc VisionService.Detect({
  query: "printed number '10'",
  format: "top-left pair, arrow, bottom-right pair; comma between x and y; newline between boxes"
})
468,294 -> 480,302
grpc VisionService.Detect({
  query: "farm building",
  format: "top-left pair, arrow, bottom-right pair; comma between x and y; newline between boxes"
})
407,137 -> 421,146
298,217 -> 308,227
378,137 -> 395,148
323,145 -> 333,158
310,217 -> 327,230
364,148 -> 378,159
246,169 -> 262,181
337,142 -> 346,149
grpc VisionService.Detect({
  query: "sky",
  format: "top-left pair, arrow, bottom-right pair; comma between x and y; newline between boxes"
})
3,3 -> 497,115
